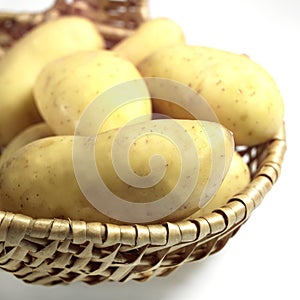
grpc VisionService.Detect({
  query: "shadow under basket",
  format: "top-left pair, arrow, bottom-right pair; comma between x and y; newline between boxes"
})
0,0 -> 287,286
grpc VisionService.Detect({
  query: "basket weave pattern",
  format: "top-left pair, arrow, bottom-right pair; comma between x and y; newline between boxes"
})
0,0 -> 148,52
0,0 -> 286,285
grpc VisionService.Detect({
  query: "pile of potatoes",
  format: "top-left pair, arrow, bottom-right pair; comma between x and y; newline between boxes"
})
0,16 -> 284,224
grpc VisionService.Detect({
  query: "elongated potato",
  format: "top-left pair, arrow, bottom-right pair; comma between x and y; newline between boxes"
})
113,18 -> 185,65
0,119 -> 234,224
138,45 -> 284,146
0,122 -> 53,166
187,151 -> 250,218
34,50 -> 152,135
0,16 -> 105,146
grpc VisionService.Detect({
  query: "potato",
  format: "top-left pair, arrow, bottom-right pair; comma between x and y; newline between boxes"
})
0,16 -> 105,146
112,18 -> 185,65
34,50 -> 152,135
187,151 -> 250,218
0,122 -> 53,166
0,119 -> 234,224
138,45 -> 284,146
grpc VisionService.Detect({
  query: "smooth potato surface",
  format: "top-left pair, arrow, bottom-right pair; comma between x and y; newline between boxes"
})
188,151 -> 250,218
34,50 -> 152,135
113,17 -> 185,65
0,16 -> 104,146
138,45 -> 284,146
0,119 -> 234,224
0,122 -> 53,166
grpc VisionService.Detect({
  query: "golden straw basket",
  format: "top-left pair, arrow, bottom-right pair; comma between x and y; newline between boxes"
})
0,0 -> 286,286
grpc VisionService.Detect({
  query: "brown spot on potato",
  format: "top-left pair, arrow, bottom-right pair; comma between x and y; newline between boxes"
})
240,114 -> 248,121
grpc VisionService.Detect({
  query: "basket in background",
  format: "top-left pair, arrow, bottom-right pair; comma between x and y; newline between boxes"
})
0,0 -> 286,286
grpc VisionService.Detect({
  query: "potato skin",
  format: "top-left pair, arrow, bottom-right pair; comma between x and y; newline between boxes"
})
0,16 -> 105,146
0,122 -> 53,167
34,50 -> 152,135
113,18 -> 186,65
188,151 -> 250,218
0,136 -> 111,223
138,45 -> 284,146
0,119 -> 234,224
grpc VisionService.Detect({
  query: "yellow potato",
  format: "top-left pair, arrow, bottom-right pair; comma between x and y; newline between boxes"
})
0,16 -> 105,146
113,17 -> 185,65
0,122 -> 53,166
187,151 -> 250,218
34,50 -> 152,135
138,45 -> 284,146
0,119 -> 234,224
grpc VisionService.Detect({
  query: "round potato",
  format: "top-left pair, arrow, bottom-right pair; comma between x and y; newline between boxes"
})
188,151 -> 250,218
0,16 -> 105,146
138,45 -> 284,146
0,122 -> 53,166
34,50 -> 152,135
113,17 -> 185,65
0,119 -> 234,224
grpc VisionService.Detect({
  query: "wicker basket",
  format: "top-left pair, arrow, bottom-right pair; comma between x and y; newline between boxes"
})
0,0 -> 286,286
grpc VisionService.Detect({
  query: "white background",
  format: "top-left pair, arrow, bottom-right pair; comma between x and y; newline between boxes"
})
0,0 -> 299,299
